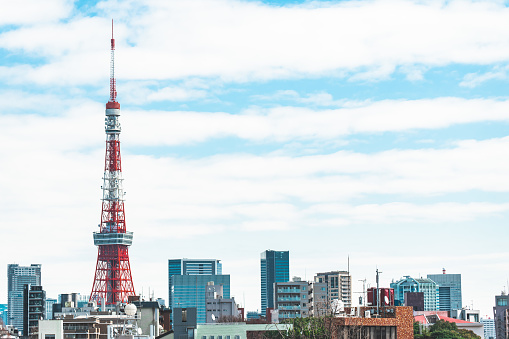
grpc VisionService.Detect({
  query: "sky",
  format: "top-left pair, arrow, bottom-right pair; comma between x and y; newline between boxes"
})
1,0 -> 509,318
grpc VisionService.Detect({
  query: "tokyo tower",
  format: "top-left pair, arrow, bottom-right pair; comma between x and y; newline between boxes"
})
90,21 -> 135,306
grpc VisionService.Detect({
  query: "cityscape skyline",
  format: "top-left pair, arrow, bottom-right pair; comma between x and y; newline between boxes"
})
1,0 -> 509,320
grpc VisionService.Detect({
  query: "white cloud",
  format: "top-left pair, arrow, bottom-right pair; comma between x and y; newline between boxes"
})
120,98 -> 509,145
3,0 -> 509,85
460,65 -> 509,88
0,0 -> 73,25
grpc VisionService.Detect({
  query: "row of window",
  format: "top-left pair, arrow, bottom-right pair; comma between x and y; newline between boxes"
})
202,335 -> 240,339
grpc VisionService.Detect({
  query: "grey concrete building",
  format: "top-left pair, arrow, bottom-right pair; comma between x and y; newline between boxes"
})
205,282 -> 240,323
274,277 -> 311,320
314,271 -> 352,308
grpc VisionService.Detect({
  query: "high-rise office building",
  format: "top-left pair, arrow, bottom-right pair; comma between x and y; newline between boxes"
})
7,264 -> 41,334
260,250 -> 289,313
494,293 -> 509,339
168,259 -> 222,310
314,271 -> 352,308
391,276 -> 439,311
168,259 -> 228,324
427,271 -> 462,312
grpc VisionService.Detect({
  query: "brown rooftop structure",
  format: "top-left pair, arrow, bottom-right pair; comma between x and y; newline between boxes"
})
327,306 -> 414,339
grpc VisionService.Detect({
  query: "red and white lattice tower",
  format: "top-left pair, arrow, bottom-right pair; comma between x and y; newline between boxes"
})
90,21 -> 135,306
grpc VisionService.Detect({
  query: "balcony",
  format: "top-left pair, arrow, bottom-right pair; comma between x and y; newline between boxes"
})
277,296 -> 301,302
278,305 -> 302,310
277,288 -> 301,293
279,313 -> 302,319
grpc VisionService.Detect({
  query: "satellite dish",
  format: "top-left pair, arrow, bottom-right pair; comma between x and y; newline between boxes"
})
125,304 -> 137,316
211,314 -> 216,321
384,296 -> 389,305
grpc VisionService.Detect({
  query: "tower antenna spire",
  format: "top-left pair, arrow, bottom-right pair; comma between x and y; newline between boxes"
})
108,19 -> 118,107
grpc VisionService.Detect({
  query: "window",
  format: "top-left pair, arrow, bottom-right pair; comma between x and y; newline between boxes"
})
202,336 -> 207,339
45,335 -> 55,339
182,309 -> 187,322
218,336 -> 222,339
210,336 -> 214,339
234,336 -> 240,339
498,299 -> 508,306
226,336 -> 230,339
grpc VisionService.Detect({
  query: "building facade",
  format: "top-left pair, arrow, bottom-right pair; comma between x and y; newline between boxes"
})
0,304 -> 7,327
171,274 -> 230,324
169,259 -> 222,314
311,282 -> 328,316
260,250 -> 289,314
205,281 -> 240,323
274,277 -> 311,320
391,276 -> 439,311
45,299 -> 57,320
23,285 -> 45,337
314,271 -> 352,308
494,293 -> 509,339
427,272 -> 462,312
481,317 -> 496,339
7,264 -> 42,334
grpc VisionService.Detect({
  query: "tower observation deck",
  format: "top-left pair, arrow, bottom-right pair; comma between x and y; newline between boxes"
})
90,21 -> 135,306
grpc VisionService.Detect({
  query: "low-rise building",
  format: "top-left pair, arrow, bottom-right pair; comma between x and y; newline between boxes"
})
195,322 -> 292,339
328,306 -> 414,339
414,311 -> 484,338
274,277 -> 310,319
205,282 -> 240,323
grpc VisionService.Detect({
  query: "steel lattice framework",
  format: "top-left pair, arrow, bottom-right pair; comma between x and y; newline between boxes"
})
90,22 -> 135,306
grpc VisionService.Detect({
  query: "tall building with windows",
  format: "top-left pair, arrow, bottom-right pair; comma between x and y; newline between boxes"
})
7,264 -> 41,334
427,271 -> 462,312
260,250 -> 289,313
494,293 -> 509,339
168,259 -> 228,324
481,317 -> 496,339
391,276 -> 439,311
23,284 -> 45,337
314,271 -> 352,308
45,298 -> 57,320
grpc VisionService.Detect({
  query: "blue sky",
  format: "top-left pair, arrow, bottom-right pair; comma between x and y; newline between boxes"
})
1,0 -> 509,317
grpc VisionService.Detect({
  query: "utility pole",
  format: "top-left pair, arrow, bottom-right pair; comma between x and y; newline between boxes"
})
358,278 -> 367,306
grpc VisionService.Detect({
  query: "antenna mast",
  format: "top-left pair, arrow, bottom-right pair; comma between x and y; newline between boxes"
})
108,19 -> 119,108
